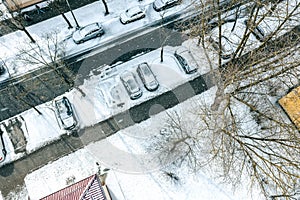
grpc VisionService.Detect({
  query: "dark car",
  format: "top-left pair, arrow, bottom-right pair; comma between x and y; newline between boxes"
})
54,97 -> 77,130
174,48 -> 198,74
0,127 -> 7,163
72,22 -> 104,44
137,62 -> 159,91
120,71 -> 143,100
153,0 -> 180,11
0,61 -> 5,75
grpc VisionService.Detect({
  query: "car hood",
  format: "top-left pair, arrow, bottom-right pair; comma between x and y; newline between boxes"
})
120,12 -> 129,22
72,30 -> 83,42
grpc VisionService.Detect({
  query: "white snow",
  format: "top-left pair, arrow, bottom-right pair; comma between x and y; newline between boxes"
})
1,0 -> 300,199
24,86 -> 264,200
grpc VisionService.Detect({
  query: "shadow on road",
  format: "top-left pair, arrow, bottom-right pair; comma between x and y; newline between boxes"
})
0,162 -> 14,177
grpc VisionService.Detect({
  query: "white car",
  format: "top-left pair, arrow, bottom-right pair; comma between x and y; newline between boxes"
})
153,0 -> 180,11
120,71 -> 142,100
120,6 -> 146,24
72,22 -> 104,44
54,97 -> 77,130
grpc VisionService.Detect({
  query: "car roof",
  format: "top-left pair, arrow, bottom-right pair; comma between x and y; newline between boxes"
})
126,6 -> 143,16
80,23 -> 100,35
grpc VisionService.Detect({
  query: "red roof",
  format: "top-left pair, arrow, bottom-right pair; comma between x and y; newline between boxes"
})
40,174 -> 107,200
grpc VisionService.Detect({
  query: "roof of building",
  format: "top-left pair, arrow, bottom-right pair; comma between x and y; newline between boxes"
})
40,174 -> 108,200
278,86 -> 300,129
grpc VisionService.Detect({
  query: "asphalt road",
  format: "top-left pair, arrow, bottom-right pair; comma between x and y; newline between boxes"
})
0,70 -> 213,197
1,3 -> 299,197
0,24 -> 184,122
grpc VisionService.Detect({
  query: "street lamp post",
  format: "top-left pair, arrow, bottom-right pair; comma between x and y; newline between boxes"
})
65,0 -> 80,29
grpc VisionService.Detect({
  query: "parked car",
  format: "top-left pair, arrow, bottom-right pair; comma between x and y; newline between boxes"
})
54,97 -> 77,130
0,61 -> 5,75
137,62 -> 159,91
0,128 -> 7,163
153,0 -> 180,11
120,71 -> 142,100
208,20 -> 258,59
174,48 -> 198,74
120,6 -> 146,24
72,22 -> 104,44
209,35 -> 235,59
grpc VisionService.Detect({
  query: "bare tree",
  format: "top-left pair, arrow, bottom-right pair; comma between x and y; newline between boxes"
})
153,0 -> 300,199
101,0 -> 109,16
3,0 -> 36,43
17,32 -> 86,97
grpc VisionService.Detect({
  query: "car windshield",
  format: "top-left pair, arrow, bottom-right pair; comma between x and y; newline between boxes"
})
80,24 -> 98,36
140,65 -> 151,76
127,79 -> 138,91
56,99 -> 72,120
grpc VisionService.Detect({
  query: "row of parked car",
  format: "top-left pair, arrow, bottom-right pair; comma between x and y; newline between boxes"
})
120,48 -> 198,100
72,0 -> 181,44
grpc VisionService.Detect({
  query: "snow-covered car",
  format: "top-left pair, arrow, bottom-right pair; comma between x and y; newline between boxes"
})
72,22 -> 104,44
174,48 -> 198,74
54,97 -> 77,130
208,3 -> 255,28
137,62 -> 159,91
208,20 -> 258,59
120,6 -> 146,24
153,0 -> 180,11
0,128 -> 7,163
209,35 -> 235,59
120,71 -> 142,100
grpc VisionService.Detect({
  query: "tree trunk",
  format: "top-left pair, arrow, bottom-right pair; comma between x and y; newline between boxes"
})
160,47 -> 164,62
61,13 -> 73,29
102,0 -> 109,15
22,27 -> 36,43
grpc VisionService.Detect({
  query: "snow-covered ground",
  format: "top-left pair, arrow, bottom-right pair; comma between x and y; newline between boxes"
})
0,39 -> 216,167
23,86 -> 264,200
1,0 -> 299,199
0,0 -> 195,81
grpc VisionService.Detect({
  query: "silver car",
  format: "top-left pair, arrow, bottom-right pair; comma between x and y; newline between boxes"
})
120,71 -> 142,100
137,62 -> 159,91
120,6 -> 146,24
153,0 -> 180,11
54,97 -> 77,130
72,22 -> 104,44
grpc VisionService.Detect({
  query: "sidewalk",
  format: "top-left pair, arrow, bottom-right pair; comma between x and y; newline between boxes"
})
0,0 -> 98,35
